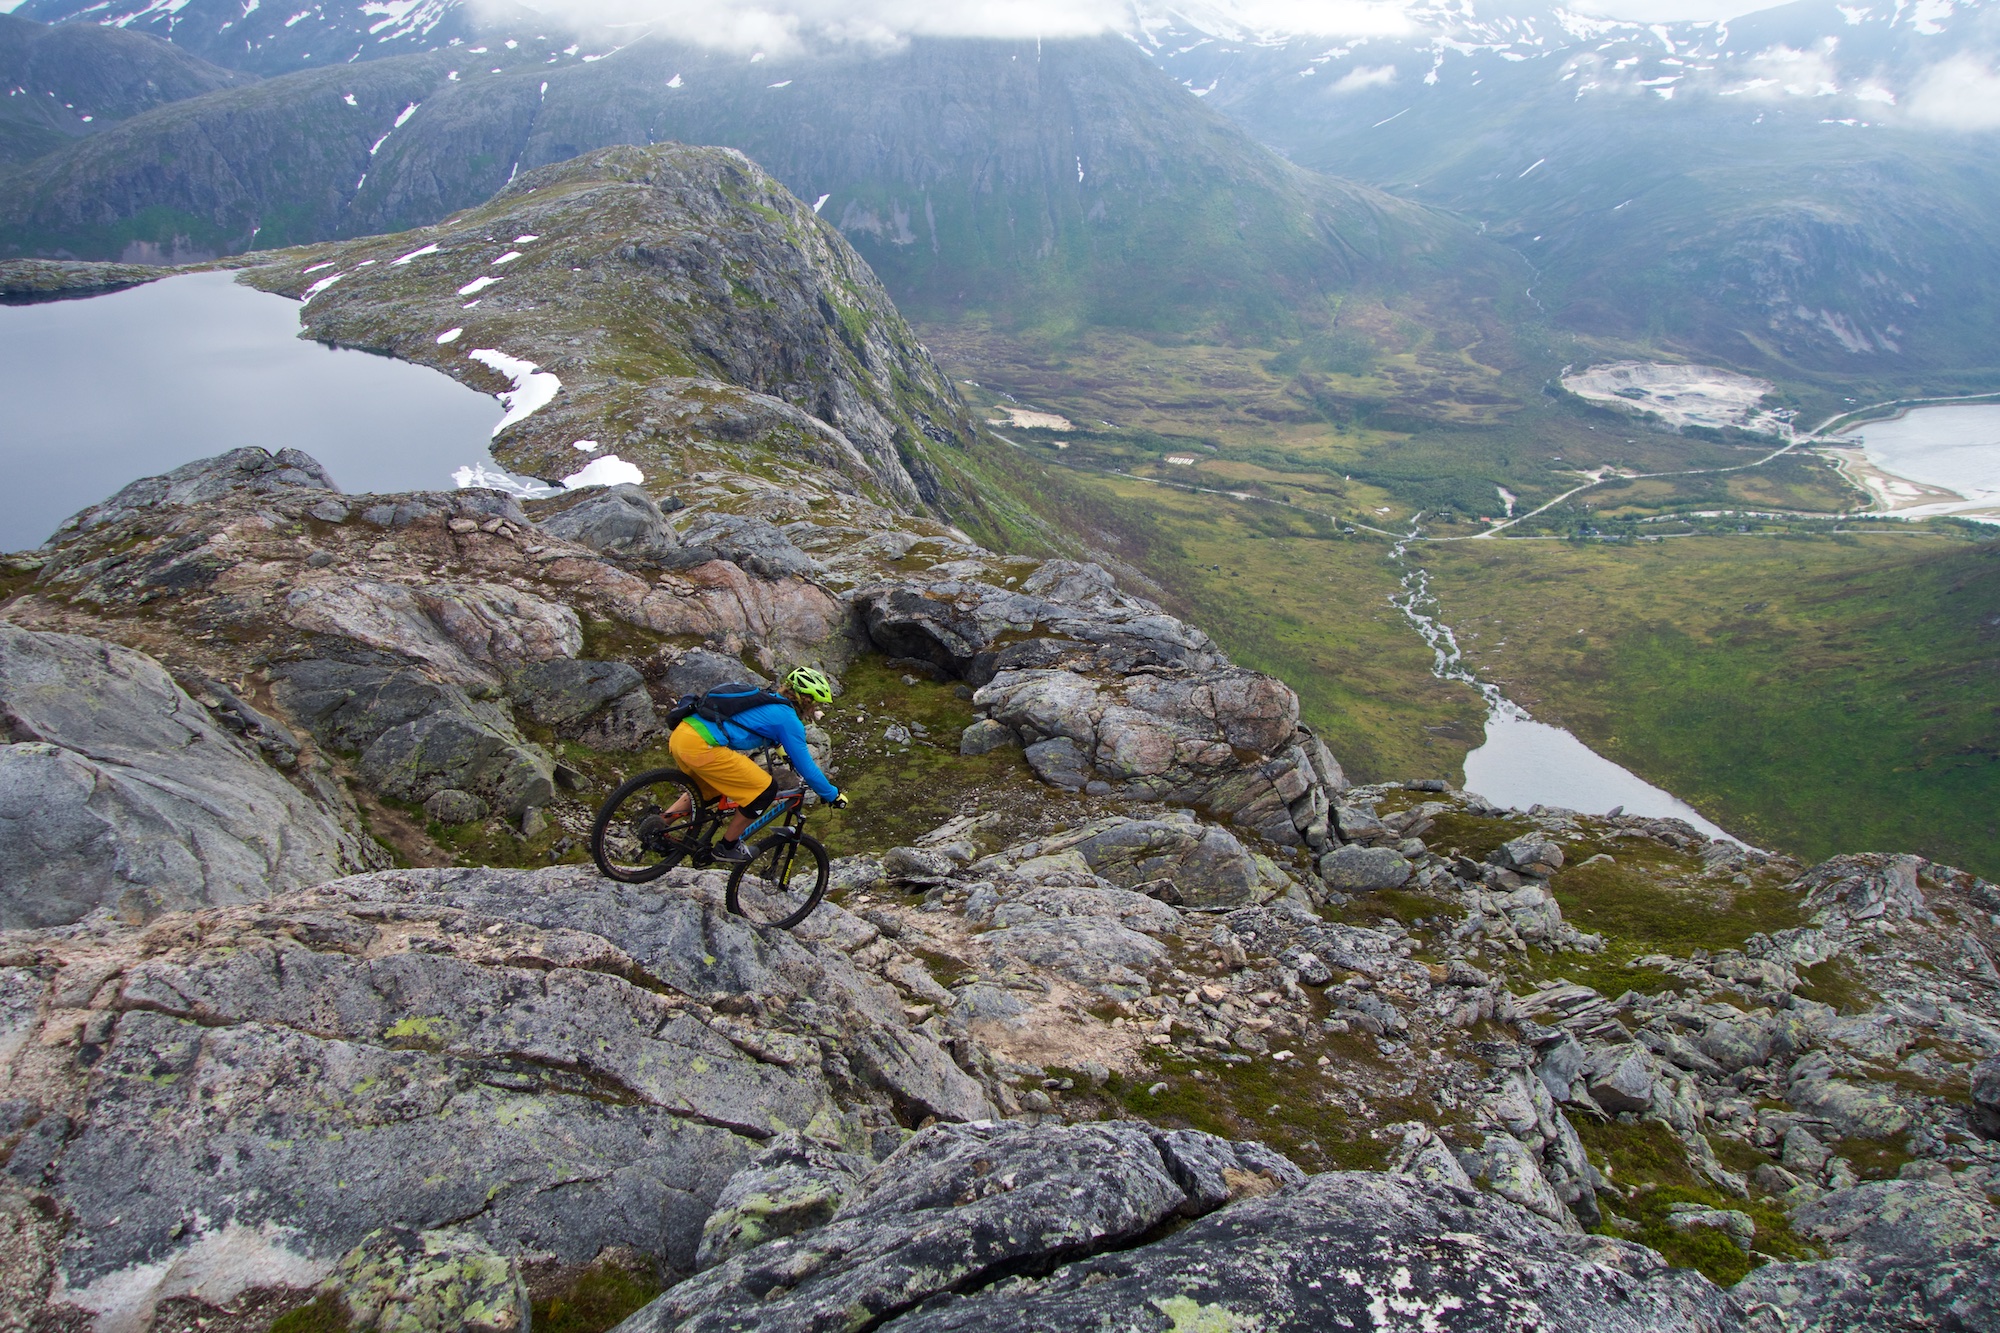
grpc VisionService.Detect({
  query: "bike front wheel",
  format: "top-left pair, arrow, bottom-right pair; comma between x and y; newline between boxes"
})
725,830 -> 830,928
591,769 -> 706,883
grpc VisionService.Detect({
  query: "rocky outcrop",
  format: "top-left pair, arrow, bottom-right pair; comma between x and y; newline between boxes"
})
45,444 -> 336,542
242,143 -> 978,513
617,1119 -> 1304,1333
272,658 -> 557,817
531,484 -> 681,566
877,1167 -> 1733,1333
0,627 -> 359,927
859,562 -> 1346,848
1,864 -> 994,1330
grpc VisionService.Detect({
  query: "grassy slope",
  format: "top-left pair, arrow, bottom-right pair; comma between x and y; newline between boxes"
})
1416,530 -> 2000,876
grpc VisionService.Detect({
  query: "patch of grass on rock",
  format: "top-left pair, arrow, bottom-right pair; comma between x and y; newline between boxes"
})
1577,1118 -> 1816,1285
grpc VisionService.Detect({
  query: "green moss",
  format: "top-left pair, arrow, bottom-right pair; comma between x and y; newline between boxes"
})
1577,1119 -> 1817,1285
531,1263 -> 662,1333
1834,1137 -> 1915,1181
268,1295 -> 351,1333
809,654 -> 1098,857
1796,959 -> 1875,1015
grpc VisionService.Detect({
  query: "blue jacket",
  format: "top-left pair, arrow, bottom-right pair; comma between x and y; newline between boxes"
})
694,702 -> 840,803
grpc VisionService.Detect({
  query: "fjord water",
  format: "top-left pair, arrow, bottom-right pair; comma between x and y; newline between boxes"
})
0,271 -> 500,551
1847,403 -> 2000,504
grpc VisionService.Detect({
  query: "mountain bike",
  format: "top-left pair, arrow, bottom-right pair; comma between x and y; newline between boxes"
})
589,765 -> 831,929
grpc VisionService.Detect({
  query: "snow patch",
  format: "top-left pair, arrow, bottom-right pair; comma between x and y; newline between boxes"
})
342,92 -> 356,105
300,272 -> 344,304
492,251 -> 522,265
452,462 -> 559,498
393,101 -> 420,126
468,348 -> 560,436
457,275 -> 501,297
436,327 -> 462,344
562,454 -> 644,489
391,243 -> 439,265
812,193 -> 830,213
571,439 -> 600,452
513,234 -> 539,243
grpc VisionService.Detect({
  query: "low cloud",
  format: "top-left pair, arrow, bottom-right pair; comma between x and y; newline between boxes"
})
1330,64 -> 1398,93
495,0 -> 1410,52
1905,53 -> 2000,130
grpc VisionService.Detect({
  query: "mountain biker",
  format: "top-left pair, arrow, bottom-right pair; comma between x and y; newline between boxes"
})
666,665 -> 848,863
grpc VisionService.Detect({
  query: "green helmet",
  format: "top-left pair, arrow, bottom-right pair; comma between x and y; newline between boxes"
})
783,665 -> 835,704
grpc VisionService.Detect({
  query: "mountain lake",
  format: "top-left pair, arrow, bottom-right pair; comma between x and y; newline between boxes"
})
0,270 -> 513,551
1461,705 -> 1738,842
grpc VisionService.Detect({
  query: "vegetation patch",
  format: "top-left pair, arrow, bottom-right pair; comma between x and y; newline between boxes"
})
530,1260 -> 662,1333
1418,531 -> 2000,877
1577,1119 -> 1817,1285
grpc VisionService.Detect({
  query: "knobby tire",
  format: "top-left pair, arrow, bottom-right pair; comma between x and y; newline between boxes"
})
725,829 -> 830,929
591,768 -> 706,883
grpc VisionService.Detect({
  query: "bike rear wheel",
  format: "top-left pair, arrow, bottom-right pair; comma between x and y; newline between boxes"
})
725,830 -> 830,928
591,769 -> 707,883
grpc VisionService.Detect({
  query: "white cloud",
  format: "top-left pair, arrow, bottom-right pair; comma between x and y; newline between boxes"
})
1564,0 -> 1770,20
1152,1 -> 1412,38
497,0 -> 1410,51
501,0 -> 1127,50
1905,53 -> 2000,130
1329,64 -> 1397,93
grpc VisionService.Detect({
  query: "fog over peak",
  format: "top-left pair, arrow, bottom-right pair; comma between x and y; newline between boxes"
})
480,0 -> 1418,52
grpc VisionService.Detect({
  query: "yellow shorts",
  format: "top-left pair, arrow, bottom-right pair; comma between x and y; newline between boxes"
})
669,722 -> 773,805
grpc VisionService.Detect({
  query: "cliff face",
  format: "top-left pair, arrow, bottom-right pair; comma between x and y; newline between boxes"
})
0,14 -> 250,168
15,0 -> 498,76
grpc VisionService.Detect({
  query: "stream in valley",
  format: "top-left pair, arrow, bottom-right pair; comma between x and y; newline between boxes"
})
1390,543 -> 1738,841
0,271 -> 514,551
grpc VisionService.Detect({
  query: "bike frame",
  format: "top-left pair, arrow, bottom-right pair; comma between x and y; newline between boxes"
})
736,788 -> 806,842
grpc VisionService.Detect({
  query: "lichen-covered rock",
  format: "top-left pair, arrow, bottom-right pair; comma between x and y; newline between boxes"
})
884,1170 -> 1737,1333
1317,844 -> 1413,892
1971,1053 -> 2000,1140
1787,1056 -> 1912,1140
4,865 -> 992,1330
274,659 -> 556,818
44,445 -> 337,542
1666,1204 -> 1754,1254
613,1121 -> 1298,1333
675,512 -> 819,581
422,788 -> 488,825
533,485 -> 681,564
507,657 -> 660,749
1787,1180 -> 1994,1258
320,1225 -> 529,1333
1068,817 -> 1267,909
0,627 -> 359,927
1735,1241 -> 2000,1332
1490,834 -> 1565,878
694,1134 -> 870,1271
957,718 -> 1013,756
